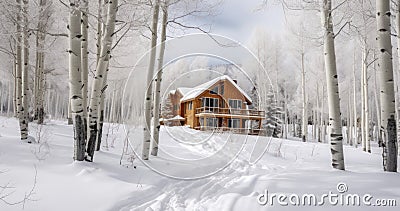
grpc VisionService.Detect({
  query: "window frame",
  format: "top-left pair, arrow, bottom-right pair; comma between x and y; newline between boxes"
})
228,118 -> 240,128
210,86 -> 219,95
188,101 -> 193,110
202,97 -> 219,108
228,99 -> 242,109
206,117 -> 218,127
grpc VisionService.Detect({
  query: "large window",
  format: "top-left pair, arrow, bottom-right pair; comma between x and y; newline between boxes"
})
228,119 -> 240,128
210,86 -> 219,95
229,99 -> 242,109
202,97 -> 219,108
210,84 -> 224,95
206,118 -> 218,127
188,102 -> 193,110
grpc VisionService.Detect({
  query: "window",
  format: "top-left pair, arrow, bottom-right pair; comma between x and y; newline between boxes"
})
206,118 -> 218,127
220,84 -> 224,95
174,104 -> 178,111
202,97 -> 219,108
210,86 -> 219,95
229,99 -> 242,109
228,119 -> 240,128
188,102 -> 193,110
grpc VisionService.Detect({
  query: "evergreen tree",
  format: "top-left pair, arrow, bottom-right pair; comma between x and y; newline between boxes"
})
249,85 -> 260,130
264,90 -> 283,138
161,95 -> 174,124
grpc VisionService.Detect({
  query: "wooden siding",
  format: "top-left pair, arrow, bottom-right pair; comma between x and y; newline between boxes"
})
170,91 -> 183,117
183,101 -> 196,128
169,78 -> 262,131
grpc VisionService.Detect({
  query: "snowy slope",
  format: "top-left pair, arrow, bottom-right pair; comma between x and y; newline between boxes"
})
0,116 -> 399,211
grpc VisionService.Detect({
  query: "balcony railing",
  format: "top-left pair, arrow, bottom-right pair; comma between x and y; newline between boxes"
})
194,126 -> 265,135
195,107 -> 265,117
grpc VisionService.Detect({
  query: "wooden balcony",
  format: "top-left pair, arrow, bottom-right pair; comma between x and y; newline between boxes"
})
195,107 -> 265,119
194,126 -> 265,135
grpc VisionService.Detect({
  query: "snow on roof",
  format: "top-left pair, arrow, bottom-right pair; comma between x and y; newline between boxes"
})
179,75 -> 252,103
165,115 -> 185,121
177,87 -> 193,96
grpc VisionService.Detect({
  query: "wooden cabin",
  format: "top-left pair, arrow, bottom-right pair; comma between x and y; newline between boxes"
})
169,75 -> 265,135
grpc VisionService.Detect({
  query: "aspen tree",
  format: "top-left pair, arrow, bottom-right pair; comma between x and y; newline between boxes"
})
151,2 -> 168,156
143,0 -> 160,160
376,0 -> 397,172
86,0 -> 118,162
68,0 -> 85,161
322,0 -> 345,170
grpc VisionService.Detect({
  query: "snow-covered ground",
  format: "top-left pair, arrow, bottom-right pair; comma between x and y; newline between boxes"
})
0,116 -> 399,211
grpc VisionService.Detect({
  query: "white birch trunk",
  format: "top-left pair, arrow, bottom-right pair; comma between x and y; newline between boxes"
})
37,49 -> 45,124
313,109 -> 317,140
34,44 -> 39,119
143,0 -> 160,160
284,88 -> 288,139
363,46 -> 371,153
81,0 -> 89,135
396,0 -> 400,157
348,85 -> 353,146
376,0 -> 397,172
8,80 -> 12,116
361,48 -> 366,151
352,51 -> 358,148
13,56 -> 17,117
95,0 -> 108,152
301,52 -> 307,142
322,0 -> 345,170
86,0 -> 118,162
95,0 -> 104,151
317,83 -> 322,143
68,100 -> 73,124
20,0 -> 29,141
69,1 -> 85,161
96,72 -> 108,151
35,0 -> 48,125
151,4 -> 168,156
96,0 -> 103,64
320,85 -> 325,142
374,64 -> 382,145
15,0 -> 22,122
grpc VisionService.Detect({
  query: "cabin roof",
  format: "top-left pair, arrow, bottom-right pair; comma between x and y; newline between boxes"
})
176,88 -> 193,96
165,115 -> 185,121
177,75 -> 252,103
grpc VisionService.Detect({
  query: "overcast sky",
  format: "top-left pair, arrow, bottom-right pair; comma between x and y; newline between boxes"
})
158,0 -> 287,87
207,0 -> 285,43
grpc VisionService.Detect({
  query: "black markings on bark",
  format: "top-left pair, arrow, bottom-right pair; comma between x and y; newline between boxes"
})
74,115 -> 86,161
96,110 -> 104,151
101,85 -> 108,93
86,122 -> 98,162
386,115 -> 397,172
